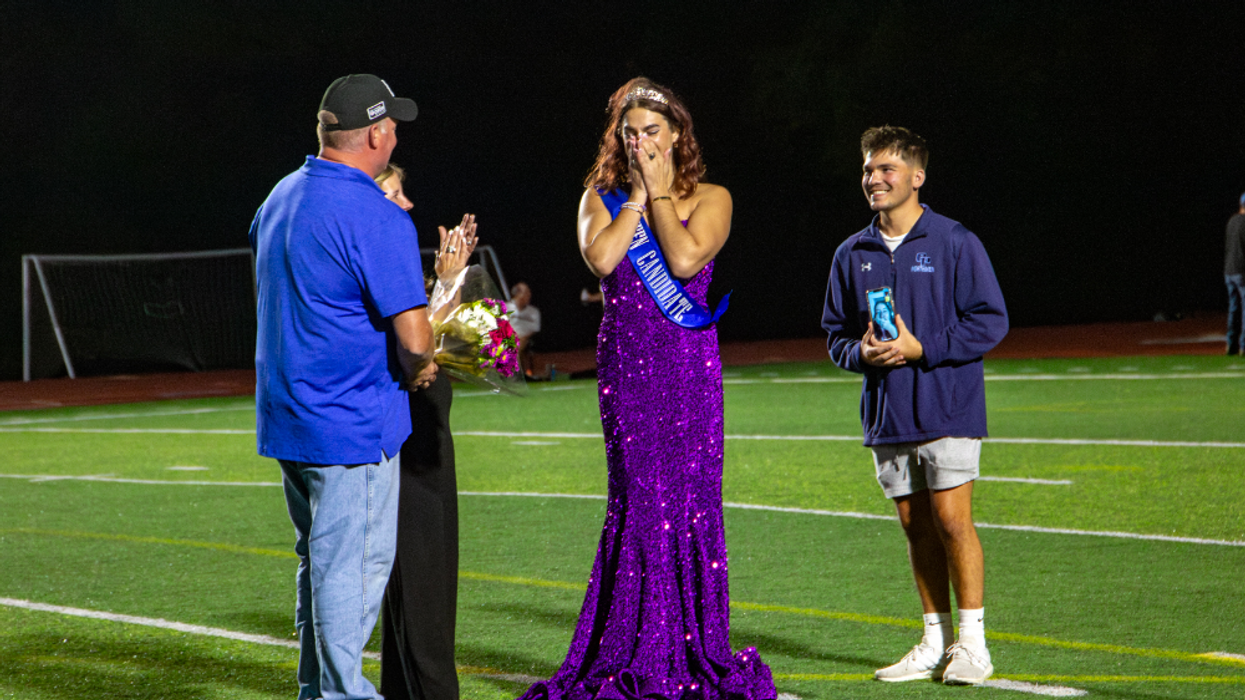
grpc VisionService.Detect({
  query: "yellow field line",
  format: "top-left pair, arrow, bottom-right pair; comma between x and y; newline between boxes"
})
1000,674 -> 1245,684
464,574 -> 1245,670
731,600 -> 918,630
771,672 -> 873,681
459,570 -> 581,591
770,672 -> 1245,684
0,527 -> 296,559
987,630 -> 1245,667
8,527 -> 1244,673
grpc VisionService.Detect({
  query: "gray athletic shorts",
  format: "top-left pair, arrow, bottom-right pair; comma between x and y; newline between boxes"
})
871,437 -> 981,499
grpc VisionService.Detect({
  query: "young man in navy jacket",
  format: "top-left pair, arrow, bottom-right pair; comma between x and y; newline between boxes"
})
822,126 -> 1008,685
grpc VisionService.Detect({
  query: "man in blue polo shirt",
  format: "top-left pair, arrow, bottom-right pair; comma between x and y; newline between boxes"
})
249,74 -> 436,700
822,126 -> 1008,686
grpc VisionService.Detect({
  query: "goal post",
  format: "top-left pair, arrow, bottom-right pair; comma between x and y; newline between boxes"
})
418,244 -> 512,300
22,249 -> 257,380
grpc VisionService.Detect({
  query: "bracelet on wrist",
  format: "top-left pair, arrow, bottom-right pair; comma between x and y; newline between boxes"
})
621,202 -> 646,215
652,195 -> 672,202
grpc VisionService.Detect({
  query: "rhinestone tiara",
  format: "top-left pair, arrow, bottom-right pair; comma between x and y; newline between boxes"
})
623,86 -> 669,105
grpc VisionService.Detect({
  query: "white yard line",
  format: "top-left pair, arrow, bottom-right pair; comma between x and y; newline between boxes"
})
0,597 -> 369,655
982,679 -> 1087,697
468,432 -> 1245,449
0,427 -> 253,434
730,372 -> 1244,384
972,521 -> 1245,547
4,477 -> 1238,546
1201,651 -> 1245,662
988,437 -> 1245,448
0,597 -> 568,686
986,372 -> 1243,381
978,476 -> 1073,485
460,430 -> 599,439
0,406 -> 252,426
0,473 -> 281,487
464,493 -> 1245,547
8,426 -> 1240,449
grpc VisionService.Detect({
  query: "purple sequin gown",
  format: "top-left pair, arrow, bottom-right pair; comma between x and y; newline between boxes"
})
519,255 -> 775,700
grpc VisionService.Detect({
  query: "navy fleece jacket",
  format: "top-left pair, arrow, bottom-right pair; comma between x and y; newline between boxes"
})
822,205 -> 1008,446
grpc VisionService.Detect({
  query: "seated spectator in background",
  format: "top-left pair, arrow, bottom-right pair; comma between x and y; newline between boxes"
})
509,281 -> 541,377
580,285 -> 604,305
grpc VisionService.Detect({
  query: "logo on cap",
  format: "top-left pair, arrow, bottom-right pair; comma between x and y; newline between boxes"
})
367,101 -> 387,120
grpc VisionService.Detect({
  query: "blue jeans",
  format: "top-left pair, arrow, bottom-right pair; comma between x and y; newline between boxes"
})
1228,274 -> 1244,354
281,454 -> 400,700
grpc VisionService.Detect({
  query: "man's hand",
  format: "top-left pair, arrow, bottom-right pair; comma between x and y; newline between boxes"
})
861,315 -> 923,367
407,361 -> 438,392
393,307 -> 436,390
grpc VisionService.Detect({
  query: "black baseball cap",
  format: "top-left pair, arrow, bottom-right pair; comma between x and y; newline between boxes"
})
319,74 -> 418,131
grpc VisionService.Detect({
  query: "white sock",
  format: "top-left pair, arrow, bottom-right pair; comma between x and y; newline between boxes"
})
921,612 -> 952,651
958,608 -> 986,649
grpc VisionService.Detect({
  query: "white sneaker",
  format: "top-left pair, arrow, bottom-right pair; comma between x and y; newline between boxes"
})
874,642 -> 948,682
942,642 -> 993,685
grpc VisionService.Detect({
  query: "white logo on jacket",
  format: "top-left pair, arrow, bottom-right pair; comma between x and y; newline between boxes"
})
911,253 -> 935,273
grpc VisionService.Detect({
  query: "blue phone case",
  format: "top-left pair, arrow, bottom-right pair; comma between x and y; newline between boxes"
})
867,287 -> 898,342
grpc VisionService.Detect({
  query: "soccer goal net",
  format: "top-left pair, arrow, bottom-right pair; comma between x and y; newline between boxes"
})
22,249 -> 257,380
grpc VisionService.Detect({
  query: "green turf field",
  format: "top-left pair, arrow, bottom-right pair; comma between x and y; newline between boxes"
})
1,354 -> 1243,699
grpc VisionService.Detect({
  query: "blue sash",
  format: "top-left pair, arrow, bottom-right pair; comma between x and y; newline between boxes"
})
599,190 -> 730,329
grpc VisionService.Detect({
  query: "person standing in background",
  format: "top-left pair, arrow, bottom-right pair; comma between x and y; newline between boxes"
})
1225,193 -> 1245,356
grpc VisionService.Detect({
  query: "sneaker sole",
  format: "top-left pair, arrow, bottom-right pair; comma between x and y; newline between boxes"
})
875,670 -> 942,683
943,665 -> 993,686
876,667 -> 936,677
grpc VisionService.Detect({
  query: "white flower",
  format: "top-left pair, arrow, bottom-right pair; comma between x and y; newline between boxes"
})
453,302 -> 498,333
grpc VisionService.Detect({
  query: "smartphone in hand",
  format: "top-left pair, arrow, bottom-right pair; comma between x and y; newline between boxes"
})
867,287 -> 898,342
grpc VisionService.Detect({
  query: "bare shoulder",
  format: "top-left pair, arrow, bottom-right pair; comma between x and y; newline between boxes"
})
579,187 -> 608,218
579,186 -> 604,208
687,182 -> 732,218
694,182 -> 731,203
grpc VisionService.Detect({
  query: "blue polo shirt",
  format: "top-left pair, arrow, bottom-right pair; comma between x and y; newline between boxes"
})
249,156 -> 427,464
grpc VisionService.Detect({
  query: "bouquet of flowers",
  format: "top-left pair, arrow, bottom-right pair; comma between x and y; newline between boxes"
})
431,265 -> 527,395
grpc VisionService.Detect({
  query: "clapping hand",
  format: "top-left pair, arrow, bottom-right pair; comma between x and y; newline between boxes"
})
435,213 -> 478,281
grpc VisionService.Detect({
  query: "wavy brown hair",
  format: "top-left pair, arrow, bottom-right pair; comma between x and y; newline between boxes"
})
584,77 -> 705,198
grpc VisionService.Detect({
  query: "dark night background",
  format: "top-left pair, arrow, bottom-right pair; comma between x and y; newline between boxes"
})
5,2 -> 1245,381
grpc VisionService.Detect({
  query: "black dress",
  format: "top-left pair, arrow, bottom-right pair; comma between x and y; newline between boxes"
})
381,371 -> 459,700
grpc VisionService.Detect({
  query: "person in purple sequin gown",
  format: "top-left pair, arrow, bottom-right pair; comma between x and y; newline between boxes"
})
518,78 -> 775,700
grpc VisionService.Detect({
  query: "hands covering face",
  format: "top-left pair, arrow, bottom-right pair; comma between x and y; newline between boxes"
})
627,135 -> 674,200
